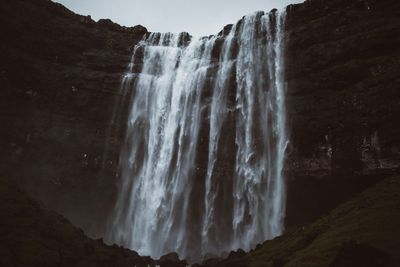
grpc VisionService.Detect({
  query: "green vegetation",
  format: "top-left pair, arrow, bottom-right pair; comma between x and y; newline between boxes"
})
247,176 -> 400,267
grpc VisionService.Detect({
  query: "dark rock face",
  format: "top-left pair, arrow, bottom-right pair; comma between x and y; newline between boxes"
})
0,0 -> 146,238
284,0 -> 400,227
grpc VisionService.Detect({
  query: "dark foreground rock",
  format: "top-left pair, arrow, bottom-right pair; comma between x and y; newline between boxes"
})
0,176 -> 192,267
0,176 -> 156,267
157,252 -> 188,267
1,172 -> 399,267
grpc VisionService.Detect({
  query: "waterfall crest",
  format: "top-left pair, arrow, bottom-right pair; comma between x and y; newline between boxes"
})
108,10 -> 288,261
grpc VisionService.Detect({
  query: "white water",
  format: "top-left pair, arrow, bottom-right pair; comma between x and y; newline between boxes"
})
108,10 -> 288,262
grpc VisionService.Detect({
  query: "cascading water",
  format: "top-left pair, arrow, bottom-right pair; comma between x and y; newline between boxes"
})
108,10 -> 288,262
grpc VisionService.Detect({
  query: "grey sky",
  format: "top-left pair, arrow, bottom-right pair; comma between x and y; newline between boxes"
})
54,0 -> 303,36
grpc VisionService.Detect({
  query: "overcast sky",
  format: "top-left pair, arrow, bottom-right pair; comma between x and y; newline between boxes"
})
54,0 -> 303,36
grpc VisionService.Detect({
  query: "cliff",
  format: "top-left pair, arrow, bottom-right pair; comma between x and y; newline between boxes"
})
284,0 -> 400,226
0,0 -> 146,237
0,0 -> 399,258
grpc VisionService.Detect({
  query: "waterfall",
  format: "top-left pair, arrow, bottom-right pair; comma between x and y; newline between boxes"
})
108,10 -> 288,262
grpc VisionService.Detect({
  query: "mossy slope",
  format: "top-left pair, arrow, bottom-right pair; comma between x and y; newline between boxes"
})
247,176 -> 400,267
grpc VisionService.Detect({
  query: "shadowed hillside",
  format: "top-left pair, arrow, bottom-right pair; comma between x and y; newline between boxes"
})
194,176 -> 400,267
0,176 -> 157,267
